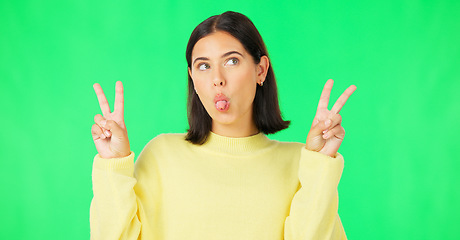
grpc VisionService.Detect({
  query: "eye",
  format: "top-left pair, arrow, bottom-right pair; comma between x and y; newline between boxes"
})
225,58 -> 239,66
198,63 -> 210,71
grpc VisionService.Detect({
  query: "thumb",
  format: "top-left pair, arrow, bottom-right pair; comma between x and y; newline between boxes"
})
100,120 -> 126,139
309,118 -> 331,137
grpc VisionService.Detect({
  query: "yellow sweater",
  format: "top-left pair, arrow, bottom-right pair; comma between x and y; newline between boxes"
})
90,132 -> 347,240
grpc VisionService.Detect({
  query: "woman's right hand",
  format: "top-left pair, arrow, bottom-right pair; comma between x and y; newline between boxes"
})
91,81 -> 131,159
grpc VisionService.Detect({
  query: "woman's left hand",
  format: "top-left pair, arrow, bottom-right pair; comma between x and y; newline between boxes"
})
305,79 -> 356,157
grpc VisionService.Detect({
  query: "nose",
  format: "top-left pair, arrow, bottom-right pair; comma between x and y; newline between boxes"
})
212,67 -> 226,87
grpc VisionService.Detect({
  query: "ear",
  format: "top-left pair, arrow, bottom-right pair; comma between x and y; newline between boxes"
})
257,56 -> 270,84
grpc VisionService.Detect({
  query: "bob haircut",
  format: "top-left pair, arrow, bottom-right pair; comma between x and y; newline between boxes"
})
185,11 -> 290,144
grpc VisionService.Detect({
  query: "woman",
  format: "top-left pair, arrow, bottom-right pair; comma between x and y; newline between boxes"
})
90,11 -> 356,240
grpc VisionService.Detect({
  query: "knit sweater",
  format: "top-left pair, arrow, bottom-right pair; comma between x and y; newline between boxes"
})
90,132 -> 347,240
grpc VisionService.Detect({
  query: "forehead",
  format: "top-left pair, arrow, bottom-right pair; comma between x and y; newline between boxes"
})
191,31 -> 247,59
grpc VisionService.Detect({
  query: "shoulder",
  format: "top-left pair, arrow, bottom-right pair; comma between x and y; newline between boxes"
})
271,139 -> 305,152
135,133 -> 189,168
262,138 -> 306,162
144,133 -> 188,150
152,133 -> 187,143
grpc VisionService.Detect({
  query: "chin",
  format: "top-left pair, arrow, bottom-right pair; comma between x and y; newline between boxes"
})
210,112 -> 237,125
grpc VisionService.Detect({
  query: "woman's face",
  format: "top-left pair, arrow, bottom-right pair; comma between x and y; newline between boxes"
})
188,31 -> 268,137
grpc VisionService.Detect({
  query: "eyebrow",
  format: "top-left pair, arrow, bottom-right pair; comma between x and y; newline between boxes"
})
192,51 -> 244,66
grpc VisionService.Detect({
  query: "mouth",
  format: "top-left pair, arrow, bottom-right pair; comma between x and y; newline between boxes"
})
214,93 -> 230,112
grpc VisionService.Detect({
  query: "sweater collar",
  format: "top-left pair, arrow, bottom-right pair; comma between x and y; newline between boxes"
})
201,131 -> 274,155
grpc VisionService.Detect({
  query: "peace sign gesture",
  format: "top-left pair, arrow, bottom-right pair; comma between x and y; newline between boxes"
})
91,81 -> 131,159
305,79 -> 357,157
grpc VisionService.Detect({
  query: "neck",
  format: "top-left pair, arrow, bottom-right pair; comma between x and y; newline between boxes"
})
211,121 -> 259,138
202,131 -> 271,155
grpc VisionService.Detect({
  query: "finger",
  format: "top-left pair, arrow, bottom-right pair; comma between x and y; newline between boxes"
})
309,119 -> 330,137
322,114 -> 342,133
114,81 -> 124,114
94,114 -> 111,137
103,120 -> 126,139
91,124 -> 106,140
331,85 -> 357,114
317,79 -> 334,111
93,83 -> 112,116
311,118 -> 320,128
323,125 -> 345,140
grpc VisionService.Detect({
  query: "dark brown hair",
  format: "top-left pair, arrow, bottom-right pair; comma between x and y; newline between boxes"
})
185,11 -> 290,144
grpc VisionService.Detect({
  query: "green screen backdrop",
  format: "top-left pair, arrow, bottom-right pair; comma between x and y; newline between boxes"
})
1,0 -> 459,239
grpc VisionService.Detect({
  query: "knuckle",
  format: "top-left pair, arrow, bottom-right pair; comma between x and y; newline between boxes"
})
91,124 -> 101,133
332,114 -> 342,125
94,114 -> 103,122
336,127 -> 345,136
106,120 -> 117,128
332,113 -> 341,121
333,125 -> 342,132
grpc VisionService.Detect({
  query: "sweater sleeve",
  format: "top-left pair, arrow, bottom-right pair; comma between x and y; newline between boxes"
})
284,148 -> 347,240
90,152 -> 142,240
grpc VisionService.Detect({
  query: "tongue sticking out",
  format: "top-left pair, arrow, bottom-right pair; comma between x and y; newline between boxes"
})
215,100 -> 228,111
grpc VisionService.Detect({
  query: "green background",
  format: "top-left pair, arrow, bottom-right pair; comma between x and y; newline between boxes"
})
1,0 -> 459,239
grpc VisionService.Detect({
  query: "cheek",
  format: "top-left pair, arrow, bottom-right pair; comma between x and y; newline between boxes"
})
233,66 -> 257,84
234,68 -> 257,92
192,78 -> 211,105
242,84 -> 257,104
191,73 -> 205,94
193,83 -> 204,99
231,74 -> 257,107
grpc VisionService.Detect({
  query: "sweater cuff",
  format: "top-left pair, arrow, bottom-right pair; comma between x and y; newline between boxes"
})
93,152 -> 135,170
299,148 -> 345,186
301,148 -> 344,166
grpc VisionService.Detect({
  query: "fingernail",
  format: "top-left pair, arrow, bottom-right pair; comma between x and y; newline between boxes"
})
323,133 -> 329,139
325,119 -> 331,127
323,129 -> 328,134
104,130 -> 111,137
